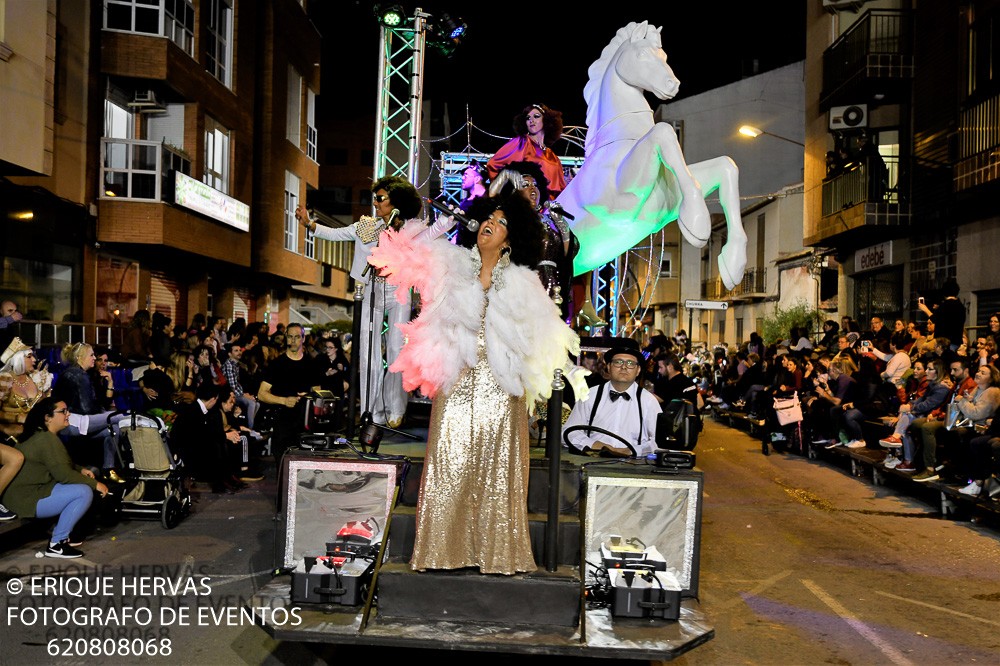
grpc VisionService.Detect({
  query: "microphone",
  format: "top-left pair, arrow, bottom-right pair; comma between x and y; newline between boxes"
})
425,197 -> 480,232
544,201 -> 575,221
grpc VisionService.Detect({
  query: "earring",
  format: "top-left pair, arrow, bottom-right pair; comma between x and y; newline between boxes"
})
501,245 -> 511,256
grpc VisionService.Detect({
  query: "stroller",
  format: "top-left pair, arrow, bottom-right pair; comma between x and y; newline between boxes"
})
109,411 -> 191,529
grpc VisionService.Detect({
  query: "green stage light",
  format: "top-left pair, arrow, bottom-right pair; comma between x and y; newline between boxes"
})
375,4 -> 405,28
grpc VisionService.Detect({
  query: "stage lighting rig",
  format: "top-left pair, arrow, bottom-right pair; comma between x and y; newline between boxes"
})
427,12 -> 467,57
374,4 -> 405,28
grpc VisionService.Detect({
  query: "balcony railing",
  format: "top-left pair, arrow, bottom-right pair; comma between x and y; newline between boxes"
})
100,138 -> 191,201
821,9 -> 913,108
731,267 -> 767,298
4,319 -> 120,349
821,155 -> 901,216
955,92 -> 1000,192
701,277 -> 726,301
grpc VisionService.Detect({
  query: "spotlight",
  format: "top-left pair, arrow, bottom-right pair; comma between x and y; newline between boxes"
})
428,12 -> 467,57
375,4 -> 406,28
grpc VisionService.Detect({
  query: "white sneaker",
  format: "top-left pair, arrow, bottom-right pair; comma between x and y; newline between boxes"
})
883,455 -> 901,469
824,441 -> 842,449
846,440 -> 867,449
959,481 -> 982,496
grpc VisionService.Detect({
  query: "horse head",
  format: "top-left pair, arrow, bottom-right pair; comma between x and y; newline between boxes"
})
614,22 -> 680,102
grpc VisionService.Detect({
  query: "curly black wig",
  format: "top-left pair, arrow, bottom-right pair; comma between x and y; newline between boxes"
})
497,160 -> 549,203
466,194 -> 544,270
372,175 -> 422,219
512,103 -> 563,147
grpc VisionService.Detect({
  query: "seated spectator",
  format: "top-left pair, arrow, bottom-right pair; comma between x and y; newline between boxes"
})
790,326 -> 814,352
166,350 -> 197,399
0,441 -> 23,520
868,316 -> 891,347
961,415 -> 1000,496
564,339 -> 660,457
832,334 -> 858,363
878,357 -> 952,471
193,344 -> 226,388
988,312 -> 1000,351
1,398 -> 109,558
0,337 -> 53,439
933,364 -> 1000,483
816,320 -> 839,352
814,356 -> 859,447
221,342 -> 257,429
169,383 -> 244,494
864,333 -> 911,406
901,358 -> 929,405
974,334 -> 999,368
219,386 -> 264,482
52,343 -> 125,483
139,357 -> 180,428
87,347 -> 119,413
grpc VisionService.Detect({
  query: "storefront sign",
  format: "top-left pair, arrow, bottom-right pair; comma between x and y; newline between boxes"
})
174,172 -> 250,232
855,241 -> 893,272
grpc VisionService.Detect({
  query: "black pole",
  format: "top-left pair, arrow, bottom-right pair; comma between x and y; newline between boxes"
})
544,368 -> 564,572
345,283 -> 364,439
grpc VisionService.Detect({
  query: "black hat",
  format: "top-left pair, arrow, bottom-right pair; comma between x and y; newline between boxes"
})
603,338 -> 644,365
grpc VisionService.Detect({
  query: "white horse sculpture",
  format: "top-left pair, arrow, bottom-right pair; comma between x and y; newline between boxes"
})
557,21 -> 748,290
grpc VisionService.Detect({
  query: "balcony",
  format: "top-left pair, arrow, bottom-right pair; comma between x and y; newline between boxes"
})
821,9 -> 914,110
955,92 -> 1000,192
100,138 -> 191,201
700,267 -> 767,303
809,156 -> 911,246
730,267 -> 767,300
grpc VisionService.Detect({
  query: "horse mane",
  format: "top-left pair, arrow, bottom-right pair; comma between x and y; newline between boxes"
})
583,21 -> 662,153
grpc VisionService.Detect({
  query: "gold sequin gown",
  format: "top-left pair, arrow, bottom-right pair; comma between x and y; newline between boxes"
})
409,304 -> 536,574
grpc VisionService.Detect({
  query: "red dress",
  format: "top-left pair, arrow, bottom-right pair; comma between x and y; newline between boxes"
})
486,136 -> 566,198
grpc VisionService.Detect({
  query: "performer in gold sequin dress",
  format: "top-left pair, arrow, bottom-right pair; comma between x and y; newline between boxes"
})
367,193 -> 590,576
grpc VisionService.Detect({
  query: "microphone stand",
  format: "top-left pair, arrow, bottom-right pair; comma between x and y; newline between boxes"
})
358,209 -> 421,444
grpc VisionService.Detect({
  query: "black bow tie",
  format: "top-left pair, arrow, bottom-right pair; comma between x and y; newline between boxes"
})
609,390 -> 630,402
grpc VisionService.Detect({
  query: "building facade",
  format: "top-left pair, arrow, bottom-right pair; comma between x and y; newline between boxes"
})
1,0 -> 338,336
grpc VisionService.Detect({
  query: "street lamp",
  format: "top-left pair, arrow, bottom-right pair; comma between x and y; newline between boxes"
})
738,125 -> 804,147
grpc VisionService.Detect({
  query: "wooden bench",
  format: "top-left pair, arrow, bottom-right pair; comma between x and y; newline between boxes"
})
711,406 -> 766,437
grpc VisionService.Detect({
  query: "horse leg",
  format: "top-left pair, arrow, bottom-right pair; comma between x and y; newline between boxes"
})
689,157 -> 747,290
623,123 -> 711,247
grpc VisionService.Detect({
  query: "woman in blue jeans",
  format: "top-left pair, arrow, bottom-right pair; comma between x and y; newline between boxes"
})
0,397 -> 109,558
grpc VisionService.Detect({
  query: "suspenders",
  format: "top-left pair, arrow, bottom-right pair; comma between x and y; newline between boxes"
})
586,381 -> 644,451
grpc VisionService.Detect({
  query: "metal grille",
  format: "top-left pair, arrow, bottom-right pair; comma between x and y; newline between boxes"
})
854,267 -> 903,324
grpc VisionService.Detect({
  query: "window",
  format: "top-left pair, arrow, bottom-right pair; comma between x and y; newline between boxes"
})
206,0 -> 233,87
163,0 -> 194,55
659,253 -> 673,277
287,65 -> 302,147
104,99 -> 134,140
203,117 -> 230,193
104,0 -> 194,56
284,171 -> 300,252
306,89 -> 318,161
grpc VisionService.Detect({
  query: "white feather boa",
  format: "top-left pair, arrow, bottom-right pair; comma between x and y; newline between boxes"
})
368,223 -> 588,406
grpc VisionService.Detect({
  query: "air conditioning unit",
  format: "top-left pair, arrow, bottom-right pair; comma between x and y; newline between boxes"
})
823,0 -> 866,13
128,90 -> 167,113
829,104 -> 868,131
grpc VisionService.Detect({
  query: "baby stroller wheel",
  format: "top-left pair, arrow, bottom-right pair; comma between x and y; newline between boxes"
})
161,495 -> 183,529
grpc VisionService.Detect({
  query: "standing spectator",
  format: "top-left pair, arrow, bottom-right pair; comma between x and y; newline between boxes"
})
918,279 -> 965,352
988,312 -> 1000,350
256,323 -> 320,460
120,310 -> 152,366
0,300 -> 24,351
149,313 -> 173,366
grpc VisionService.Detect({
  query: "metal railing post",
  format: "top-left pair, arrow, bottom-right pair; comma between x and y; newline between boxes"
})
544,368 -> 565,572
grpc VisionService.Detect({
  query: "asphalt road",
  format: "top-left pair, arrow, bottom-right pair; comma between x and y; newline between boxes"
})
2,418 -> 999,665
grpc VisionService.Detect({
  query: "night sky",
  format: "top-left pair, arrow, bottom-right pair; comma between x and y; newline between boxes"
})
315,1 -> 806,149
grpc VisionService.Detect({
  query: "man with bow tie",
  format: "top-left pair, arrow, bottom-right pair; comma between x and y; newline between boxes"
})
563,338 -> 661,457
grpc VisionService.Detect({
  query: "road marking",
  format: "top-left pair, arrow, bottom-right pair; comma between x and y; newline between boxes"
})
876,591 -> 1000,628
714,570 -> 793,612
803,579 -> 913,666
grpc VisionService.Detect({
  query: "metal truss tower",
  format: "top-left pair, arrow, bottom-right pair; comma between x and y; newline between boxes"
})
373,10 -> 427,183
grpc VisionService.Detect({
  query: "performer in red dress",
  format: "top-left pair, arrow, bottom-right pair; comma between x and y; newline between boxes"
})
487,103 -> 566,199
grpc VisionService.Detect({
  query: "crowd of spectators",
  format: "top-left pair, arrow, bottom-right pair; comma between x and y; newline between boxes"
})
0,304 -> 353,555
700,285 -> 1000,498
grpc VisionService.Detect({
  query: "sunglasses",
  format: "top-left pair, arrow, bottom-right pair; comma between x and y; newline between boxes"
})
374,194 -> 389,203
